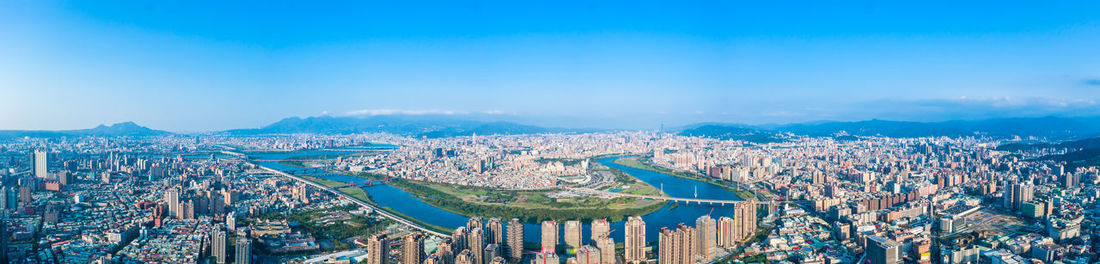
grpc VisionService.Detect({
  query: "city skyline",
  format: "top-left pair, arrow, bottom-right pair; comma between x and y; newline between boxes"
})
3,1 -> 1100,131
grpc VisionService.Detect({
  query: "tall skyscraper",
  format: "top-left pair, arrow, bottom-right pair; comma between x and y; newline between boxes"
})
33,149 -> 47,179
624,216 -> 646,263
0,220 -> 8,264
424,254 -> 444,264
575,245 -> 602,264
404,232 -> 426,264
436,239 -> 454,264
1003,181 -> 1035,211
165,188 -> 180,217
658,224 -> 697,264
507,218 -> 524,260
468,227 -> 485,264
368,233 -> 390,264
564,220 -> 582,251
483,244 -> 501,264
467,217 -> 484,231
226,211 -> 237,231
867,235 -> 900,264
531,251 -> 559,264
541,220 -> 558,253
455,250 -> 474,264
658,227 -> 674,264
452,227 -> 469,254
696,215 -> 716,261
591,218 -> 611,241
235,237 -> 252,264
487,217 -> 504,245
734,200 -> 758,243
211,224 -> 227,264
597,236 -> 615,264
717,216 -> 735,248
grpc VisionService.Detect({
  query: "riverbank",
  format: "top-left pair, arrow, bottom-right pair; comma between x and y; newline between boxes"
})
386,177 -> 666,223
612,156 -> 759,200
275,159 -> 454,234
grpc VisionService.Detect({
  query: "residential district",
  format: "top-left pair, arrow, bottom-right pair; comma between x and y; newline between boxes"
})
0,131 -> 1098,264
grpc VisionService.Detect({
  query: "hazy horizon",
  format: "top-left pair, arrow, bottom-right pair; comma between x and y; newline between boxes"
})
3,1 -> 1099,131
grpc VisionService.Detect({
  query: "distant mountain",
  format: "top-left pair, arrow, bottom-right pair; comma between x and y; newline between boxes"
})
0,122 -> 173,138
678,124 -> 786,143
225,115 -> 591,138
679,116 -> 1100,141
997,137 -> 1100,152
777,117 -> 1100,139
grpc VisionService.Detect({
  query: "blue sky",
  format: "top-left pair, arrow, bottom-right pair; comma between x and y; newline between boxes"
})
2,1 -> 1099,131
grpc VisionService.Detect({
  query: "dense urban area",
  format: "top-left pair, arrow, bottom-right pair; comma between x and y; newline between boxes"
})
1,130 -> 1098,264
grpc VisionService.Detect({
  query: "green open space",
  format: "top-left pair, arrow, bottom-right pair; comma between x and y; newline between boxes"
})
388,178 -> 666,223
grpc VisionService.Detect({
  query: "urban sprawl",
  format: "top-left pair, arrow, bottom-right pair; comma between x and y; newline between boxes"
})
0,131 -> 1097,264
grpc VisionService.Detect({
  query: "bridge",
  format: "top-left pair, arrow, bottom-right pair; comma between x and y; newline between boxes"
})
331,180 -> 386,189
563,187 -> 745,206
251,163 -> 450,238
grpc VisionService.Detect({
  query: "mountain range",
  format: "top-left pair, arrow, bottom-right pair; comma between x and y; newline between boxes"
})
678,116 -> 1100,142
6,115 -> 1100,141
224,115 -> 595,138
0,122 -> 173,138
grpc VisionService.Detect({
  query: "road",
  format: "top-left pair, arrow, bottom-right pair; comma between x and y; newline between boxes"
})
253,164 -> 451,238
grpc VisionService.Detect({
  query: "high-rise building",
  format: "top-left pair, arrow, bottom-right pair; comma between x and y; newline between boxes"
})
180,200 -> 195,219
58,171 -> 70,185
226,211 -> 237,231
1,220 -> 8,264
368,233 -> 390,264
624,216 -> 646,264
658,224 -> 697,264
487,218 -> 504,245
541,220 -> 558,253
469,227 -> 485,264
1003,181 -> 1034,211
575,245 -> 602,264
235,237 -> 252,264
867,235 -> 900,264
531,251 -> 559,264
717,216 -> 735,248
405,232 -> 427,264
0,187 -> 15,210
467,217 -> 484,231
734,200 -> 758,243
165,188 -> 180,217
436,239 -> 454,264
455,250 -> 474,264
696,215 -> 716,261
591,218 -> 611,241
452,227 -> 469,254
34,149 -> 47,179
483,244 -> 501,264
211,224 -> 227,264
564,220 -> 582,251
424,254 -> 444,264
597,236 -> 615,264
507,218 -> 524,260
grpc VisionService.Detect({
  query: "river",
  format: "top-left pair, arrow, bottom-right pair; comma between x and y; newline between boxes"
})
252,146 -> 742,244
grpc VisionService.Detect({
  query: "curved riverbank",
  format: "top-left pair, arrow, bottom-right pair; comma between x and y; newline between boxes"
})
254,148 -> 746,243
612,156 -> 759,200
388,178 -> 667,223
